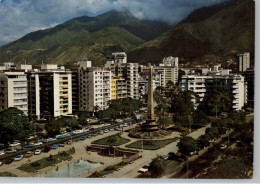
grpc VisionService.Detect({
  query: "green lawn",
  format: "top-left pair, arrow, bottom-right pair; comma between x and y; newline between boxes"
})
92,133 -> 130,146
126,137 -> 179,150
0,172 -> 17,177
18,148 -> 75,173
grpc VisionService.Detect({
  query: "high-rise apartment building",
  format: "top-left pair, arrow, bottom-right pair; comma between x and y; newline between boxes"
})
154,56 -> 179,86
27,65 -> 72,118
105,52 -> 139,99
79,64 -> 111,112
238,52 -> 250,72
0,71 -> 28,115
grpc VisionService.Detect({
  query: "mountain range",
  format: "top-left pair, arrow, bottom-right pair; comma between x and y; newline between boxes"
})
0,0 -> 254,67
128,0 -> 255,66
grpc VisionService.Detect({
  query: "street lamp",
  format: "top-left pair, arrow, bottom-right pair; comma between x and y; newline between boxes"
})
182,154 -> 190,179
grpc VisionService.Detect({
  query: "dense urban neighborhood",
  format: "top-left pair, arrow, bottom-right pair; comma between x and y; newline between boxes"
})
0,0 -> 254,180
0,51 -> 254,179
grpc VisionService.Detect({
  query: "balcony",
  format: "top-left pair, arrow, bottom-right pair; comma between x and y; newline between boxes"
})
232,89 -> 239,93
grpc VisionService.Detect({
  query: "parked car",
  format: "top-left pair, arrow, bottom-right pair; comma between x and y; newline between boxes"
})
34,149 -> 41,155
209,138 -> 215,143
24,151 -> 34,157
161,155 -> 169,160
5,159 -> 13,164
98,130 -> 103,135
14,154 -> 23,161
87,134 -> 92,138
80,136 -> 86,140
22,144 -> 35,149
51,144 -> 58,149
138,165 -> 149,173
167,152 -> 177,160
177,157 -> 185,162
5,149 -> 17,154
82,128 -> 89,133
34,141 -> 43,146
69,132 -> 77,136
59,143 -> 65,147
73,130 -> 83,134
104,129 -> 109,133
220,144 -> 227,150
189,151 -> 197,156
0,161 -> 2,166
123,123 -> 128,127
67,140 -> 72,145
0,151 -> 5,156
109,128 -> 114,131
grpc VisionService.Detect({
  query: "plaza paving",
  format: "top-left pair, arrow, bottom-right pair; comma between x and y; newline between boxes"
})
0,124 -> 210,178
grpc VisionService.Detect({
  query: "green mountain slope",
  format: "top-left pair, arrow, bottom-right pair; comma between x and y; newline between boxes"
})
0,10 -> 170,66
128,0 -> 255,66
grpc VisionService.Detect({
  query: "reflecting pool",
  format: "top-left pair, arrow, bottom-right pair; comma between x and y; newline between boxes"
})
40,160 -> 102,178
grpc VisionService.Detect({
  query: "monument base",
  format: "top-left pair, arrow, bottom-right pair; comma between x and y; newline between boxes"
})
129,126 -> 171,139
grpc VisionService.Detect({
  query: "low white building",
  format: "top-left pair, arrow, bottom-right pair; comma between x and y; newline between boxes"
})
180,74 -> 246,111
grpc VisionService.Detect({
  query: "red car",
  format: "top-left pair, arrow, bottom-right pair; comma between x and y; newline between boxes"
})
24,151 -> 34,157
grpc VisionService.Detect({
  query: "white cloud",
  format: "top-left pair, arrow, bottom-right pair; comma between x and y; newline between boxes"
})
0,0 -> 227,46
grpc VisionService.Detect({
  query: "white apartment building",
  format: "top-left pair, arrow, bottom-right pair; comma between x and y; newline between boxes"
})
138,70 -> 160,98
104,52 -> 139,99
180,74 -> 246,111
238,52 -> 250,72
27,66 -> 72,118
154,56 -> 179,86
0,72 -> 28,115
79,65 -> 112,112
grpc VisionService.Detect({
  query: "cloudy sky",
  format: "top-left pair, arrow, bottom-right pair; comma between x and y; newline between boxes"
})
0,0 -> 226,46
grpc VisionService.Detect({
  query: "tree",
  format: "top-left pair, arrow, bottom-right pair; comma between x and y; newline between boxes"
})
45,119 -> 62,136
193,109 -> 209,128
0,107 -> 31,144
199,90 -> 233,115
171,91 -> 196,127
206,127 -> 220,139
149,157 -> 167,177
198,134 -> 211,148
177,136 -> 199,155
78,113 -> 90,126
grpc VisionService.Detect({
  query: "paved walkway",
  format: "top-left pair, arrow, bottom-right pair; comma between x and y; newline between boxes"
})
0,123 -> 211,179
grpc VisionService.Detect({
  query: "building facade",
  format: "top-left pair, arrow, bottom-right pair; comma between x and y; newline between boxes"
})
180,74 -> 246,111
238,52 -> 250,72
27,67 -> 72,118
0,72 -> 28,115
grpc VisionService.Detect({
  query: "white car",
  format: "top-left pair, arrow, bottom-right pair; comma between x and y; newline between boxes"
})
109,128 -> 114,131
34,149 -> 41,155
0,151 -> 5,156
14,154 -> 23,161
220,144 -> 227,150
123,123 -> 128,127
82,128 -> 89,133
0,161 -> 2,166
34,141 -> 43,146
209,138 -> 215,143
104,129 -> 109,133
138,165 -> 149,173
73,130 -> 83,134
